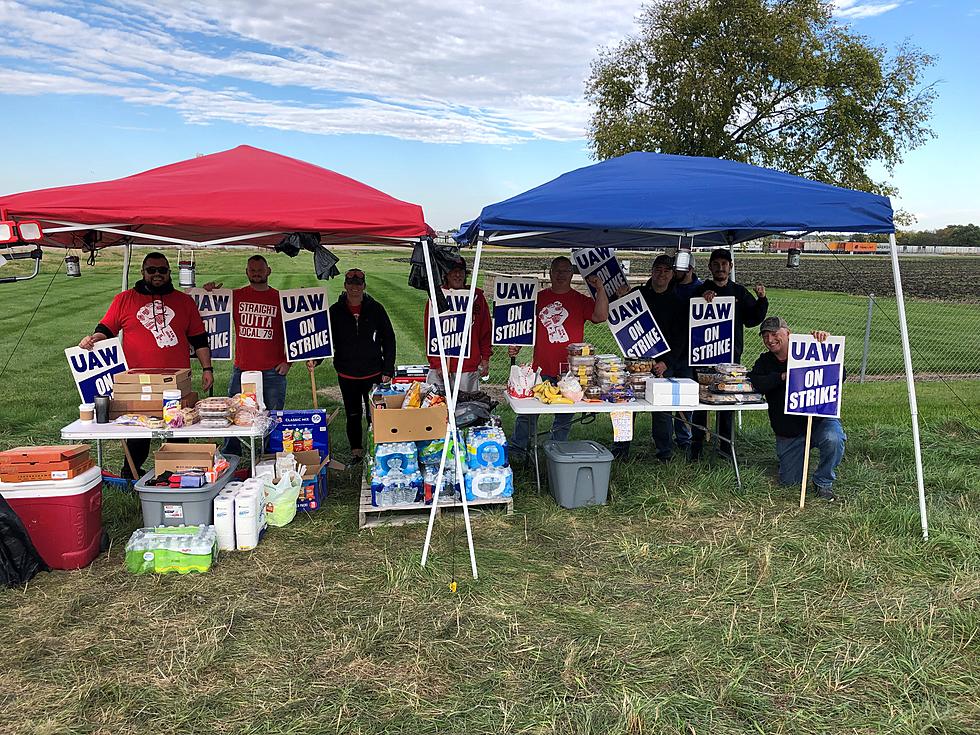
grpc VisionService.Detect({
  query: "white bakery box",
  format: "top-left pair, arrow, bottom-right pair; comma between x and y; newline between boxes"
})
645,377 -> 699,407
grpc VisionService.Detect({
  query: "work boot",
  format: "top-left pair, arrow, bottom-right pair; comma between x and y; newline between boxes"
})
815,486 -> 836,502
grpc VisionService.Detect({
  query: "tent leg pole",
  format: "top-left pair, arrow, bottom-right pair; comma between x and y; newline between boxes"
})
121,241 -> 131,292
889,234 -> 928,540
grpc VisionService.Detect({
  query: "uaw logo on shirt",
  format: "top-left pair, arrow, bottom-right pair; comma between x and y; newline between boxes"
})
539,300 -> 570,343
136,301 -> 177,348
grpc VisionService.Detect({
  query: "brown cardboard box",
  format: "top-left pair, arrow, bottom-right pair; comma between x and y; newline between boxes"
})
110,392 -> 198,417
111,380 -> 193,397
370,403 -> 448,442
113,368 -> 192,387
154,443 -> 217,475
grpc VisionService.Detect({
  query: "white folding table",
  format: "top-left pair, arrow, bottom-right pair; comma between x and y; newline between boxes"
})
505,394 -> 769,491
60,420 -> 269,475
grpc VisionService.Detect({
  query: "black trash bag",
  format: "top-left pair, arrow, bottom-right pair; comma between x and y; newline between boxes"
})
313,247 -> 341,280
0,495 -> 48,587
408,242 -> 464,313
276,231 -> 321,258
454,390 -> 498,429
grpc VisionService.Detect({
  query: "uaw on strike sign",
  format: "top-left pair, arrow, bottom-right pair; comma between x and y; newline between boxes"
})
607,291 -> 670,359
280,288 -> 334,361
785,335 -> 846,418
185,288 -> 232,360
491,276 -> 537,347
427,289 -> 471,358
689,297 -> 735,366
571,247 -> 629,301
64,337 -> 128,402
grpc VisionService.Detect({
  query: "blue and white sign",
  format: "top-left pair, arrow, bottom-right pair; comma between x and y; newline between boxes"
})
785,335 -> 846,418
280,287 -> 334,362
607,292 -> 670,359
186,288 -> 233,360
689,297 -> 735,366
427,289 -> 472,359
571,247 -> 629,301
491,276 -> 537,347
64,337 -> 129,403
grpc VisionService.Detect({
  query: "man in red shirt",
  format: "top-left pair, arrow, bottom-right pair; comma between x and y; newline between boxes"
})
79,252 -> 213,477
424,257 -> 492,393
205,254 -> 289,455
508,256 -> 609,457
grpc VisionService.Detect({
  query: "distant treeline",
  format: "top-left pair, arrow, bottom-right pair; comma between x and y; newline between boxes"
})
827,224 -> 980,247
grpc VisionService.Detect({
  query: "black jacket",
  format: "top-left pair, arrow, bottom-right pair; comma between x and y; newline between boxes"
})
748,350 -> 808,438
330,293 -> 396,378
636,281 -> 687,369
693,279 -> 768,360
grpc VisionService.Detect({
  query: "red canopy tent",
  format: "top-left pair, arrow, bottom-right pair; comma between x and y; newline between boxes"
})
0,145 -> 433,285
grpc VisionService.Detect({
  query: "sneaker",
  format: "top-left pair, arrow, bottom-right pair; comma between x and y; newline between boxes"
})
815,486 -> 836,502
687,444 -> 703,462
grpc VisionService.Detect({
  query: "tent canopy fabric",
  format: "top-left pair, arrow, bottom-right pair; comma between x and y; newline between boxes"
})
0,145 -> 433,248
456,152 -> 894,248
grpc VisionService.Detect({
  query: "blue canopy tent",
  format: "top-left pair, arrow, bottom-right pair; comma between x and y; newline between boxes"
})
450,152 -> 927,540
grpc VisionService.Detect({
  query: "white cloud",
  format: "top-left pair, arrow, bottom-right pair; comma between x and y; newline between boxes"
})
0,0 -> 643,144
833,1 -> 902,19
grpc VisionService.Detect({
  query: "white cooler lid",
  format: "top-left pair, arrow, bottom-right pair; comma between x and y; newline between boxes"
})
0,465 -> 102,499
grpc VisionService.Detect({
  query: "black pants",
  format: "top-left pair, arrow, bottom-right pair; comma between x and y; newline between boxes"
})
338,375 -> 379,452
690,410 -> 734,455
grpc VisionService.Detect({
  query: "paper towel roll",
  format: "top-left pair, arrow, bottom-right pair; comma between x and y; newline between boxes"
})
213,491 -> 238,551
235,489 -> 260,550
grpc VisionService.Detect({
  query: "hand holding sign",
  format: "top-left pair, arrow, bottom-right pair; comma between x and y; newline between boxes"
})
280,287 -> 334,362
689,297 -> 735,366
491,277 -> 537,347
606,292 -> 670,359
572,247 -> 629,300
65,337 -> 128,403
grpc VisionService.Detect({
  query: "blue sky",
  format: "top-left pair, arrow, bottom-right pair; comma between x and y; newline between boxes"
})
0,0 -> 976,230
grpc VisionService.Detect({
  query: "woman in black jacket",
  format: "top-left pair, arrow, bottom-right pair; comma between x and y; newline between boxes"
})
309,268 -> 396,462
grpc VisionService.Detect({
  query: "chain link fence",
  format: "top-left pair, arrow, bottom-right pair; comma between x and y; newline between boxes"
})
478,252 -> 980,387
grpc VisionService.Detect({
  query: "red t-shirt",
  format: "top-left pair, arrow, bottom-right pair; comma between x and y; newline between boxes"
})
532,288 -> 595,376
348,302 -> 362,318
100,289 -> 205,369
233,286 -> 286,371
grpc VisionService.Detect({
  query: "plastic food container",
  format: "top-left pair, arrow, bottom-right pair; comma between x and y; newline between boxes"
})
626,358 -> 654,373
568,355 -> 596,367
584,386 -> 602,401
566,343 -> 593,356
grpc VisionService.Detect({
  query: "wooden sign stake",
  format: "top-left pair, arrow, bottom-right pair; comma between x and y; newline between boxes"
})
799,416 -> 813,509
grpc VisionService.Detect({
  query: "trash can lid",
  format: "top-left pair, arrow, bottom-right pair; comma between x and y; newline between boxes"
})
542,440 -> 614,463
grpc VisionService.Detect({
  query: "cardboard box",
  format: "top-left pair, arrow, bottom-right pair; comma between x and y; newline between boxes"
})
0,445 -> 89,465
111,380 -> 193,397
0,459 -> 95,483
154,443 -> 217,475
370,403 -> 448,443
113,368 -> 192,387
645,377 -> 699,407
267,410 -> 330,456
111,392 -> 198,417
258,450 -> 329,511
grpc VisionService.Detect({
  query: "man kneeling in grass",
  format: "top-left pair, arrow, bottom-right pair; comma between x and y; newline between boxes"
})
748,316 -> 846,502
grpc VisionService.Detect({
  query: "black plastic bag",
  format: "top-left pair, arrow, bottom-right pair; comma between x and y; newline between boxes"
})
275,231 -> 321,258
313,247 -> 341,280
408,241 -> 464,313
454,391 -> 498,429
0,495 -> 48,587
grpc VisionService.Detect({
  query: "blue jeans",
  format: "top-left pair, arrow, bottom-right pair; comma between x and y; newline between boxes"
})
224,367 -> 288,456
511,376 -> 573,454
775,418 -> 846,491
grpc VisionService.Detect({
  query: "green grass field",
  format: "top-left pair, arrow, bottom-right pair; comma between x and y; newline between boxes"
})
1,249 -> 979,734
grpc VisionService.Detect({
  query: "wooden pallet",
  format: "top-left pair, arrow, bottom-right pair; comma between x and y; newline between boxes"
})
358,478 -> 513,530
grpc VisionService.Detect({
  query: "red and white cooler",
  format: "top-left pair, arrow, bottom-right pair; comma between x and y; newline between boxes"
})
0,465 -> 103,570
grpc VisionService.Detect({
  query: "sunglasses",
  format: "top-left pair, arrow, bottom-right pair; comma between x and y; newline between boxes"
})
345,276 -> 365,285
144,266 -> 170,275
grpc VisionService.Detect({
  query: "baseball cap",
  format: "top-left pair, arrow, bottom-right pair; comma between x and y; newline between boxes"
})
759,316 -> 789,334
709,248 -> 733,264
652,254 -> 673,269
447,256 -> 467,273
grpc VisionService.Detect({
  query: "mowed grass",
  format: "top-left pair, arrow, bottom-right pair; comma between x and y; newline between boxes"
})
1,248 -> 979,735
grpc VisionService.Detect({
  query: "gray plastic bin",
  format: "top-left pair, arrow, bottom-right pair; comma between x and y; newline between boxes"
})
135,455 -> 239,527
542,440 -> 613,509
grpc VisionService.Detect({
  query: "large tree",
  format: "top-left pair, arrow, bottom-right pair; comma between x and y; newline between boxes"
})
586,0 -> 937,197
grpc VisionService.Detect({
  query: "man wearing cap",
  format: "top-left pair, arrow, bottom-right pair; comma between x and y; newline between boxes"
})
612,254 -> 686,460
424,257 -> 492,393
203,254 -> 289,454
79,252 -> 213,477
749,317 -> 846,501
672,252 -> 703,300
690,248 -> 769,460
